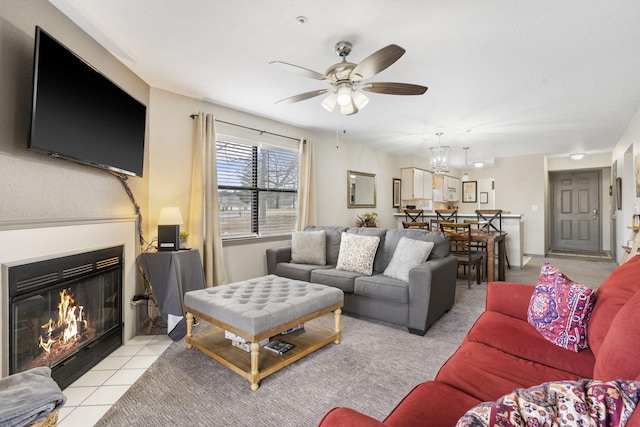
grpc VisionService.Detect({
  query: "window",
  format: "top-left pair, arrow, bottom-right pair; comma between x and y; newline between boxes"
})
216,138 -> 298,238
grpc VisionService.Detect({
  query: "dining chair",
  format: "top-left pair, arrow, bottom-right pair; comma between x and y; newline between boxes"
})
476,209 -> 510,269
402,221 -> 430,230
439,222 -> 483,288
435,209 -> 458,222
403,209 -> 424,223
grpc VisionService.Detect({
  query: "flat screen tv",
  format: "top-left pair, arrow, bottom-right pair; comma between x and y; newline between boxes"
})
29,26 -> 146,177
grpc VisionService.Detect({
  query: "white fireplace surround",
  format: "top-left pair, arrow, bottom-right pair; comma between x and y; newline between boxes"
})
0,216 -> 138,378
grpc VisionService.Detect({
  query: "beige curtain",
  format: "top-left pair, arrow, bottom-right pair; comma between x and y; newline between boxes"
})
296,138 -> 316,230
189,112 -> 227,286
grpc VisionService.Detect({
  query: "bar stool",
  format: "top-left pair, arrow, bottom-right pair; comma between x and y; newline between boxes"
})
476,209 -> 510,269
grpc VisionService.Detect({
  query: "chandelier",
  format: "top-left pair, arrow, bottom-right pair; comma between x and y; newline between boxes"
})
430,132 -> 449,174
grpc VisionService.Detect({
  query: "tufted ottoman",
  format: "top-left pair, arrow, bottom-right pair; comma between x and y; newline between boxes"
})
184,274 -> 344,390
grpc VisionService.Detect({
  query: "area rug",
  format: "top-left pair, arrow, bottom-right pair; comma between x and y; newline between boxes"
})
95,256 -> 615,427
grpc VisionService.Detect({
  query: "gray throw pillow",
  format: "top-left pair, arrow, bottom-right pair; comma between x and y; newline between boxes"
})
383,237 -> 434,282
291,230 -> 326,265
336,232 -> 380,276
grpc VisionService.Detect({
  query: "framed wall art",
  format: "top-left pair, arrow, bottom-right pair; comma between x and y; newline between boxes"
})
392,178 -> 401,208
462,181 -> 477,203
480,192 -> 488,204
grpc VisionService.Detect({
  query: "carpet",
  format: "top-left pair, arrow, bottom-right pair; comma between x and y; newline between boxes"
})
96,256 -> 616,427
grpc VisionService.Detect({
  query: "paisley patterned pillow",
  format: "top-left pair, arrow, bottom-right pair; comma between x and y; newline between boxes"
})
336,232 -> 380,276
527,262 -> 595,352
456,379 -> 640,427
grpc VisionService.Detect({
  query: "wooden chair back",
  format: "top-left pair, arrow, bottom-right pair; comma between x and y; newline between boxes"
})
476,209 -> 503,232
403,209 -> 424,223
402,221 -> 430,230
435,209 -> 458,222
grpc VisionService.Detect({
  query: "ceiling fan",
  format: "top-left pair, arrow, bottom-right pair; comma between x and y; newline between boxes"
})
270,41 -> 428,116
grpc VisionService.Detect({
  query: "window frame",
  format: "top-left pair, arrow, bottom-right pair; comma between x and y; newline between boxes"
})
216,135 -> 299,241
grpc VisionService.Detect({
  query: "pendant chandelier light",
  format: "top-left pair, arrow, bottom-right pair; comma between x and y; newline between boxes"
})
462,147 -> 470,181
430,132 -> 449,174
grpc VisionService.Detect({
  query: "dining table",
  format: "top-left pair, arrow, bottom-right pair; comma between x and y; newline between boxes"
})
470,230 -> 507,282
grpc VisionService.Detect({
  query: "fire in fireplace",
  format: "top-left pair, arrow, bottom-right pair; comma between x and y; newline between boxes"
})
8,246 -> 123,389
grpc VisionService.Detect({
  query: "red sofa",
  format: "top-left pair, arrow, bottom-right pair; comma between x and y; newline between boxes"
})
318,255 -> 640,427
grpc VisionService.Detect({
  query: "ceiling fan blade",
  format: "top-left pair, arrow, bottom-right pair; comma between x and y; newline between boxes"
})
361,82 -> 428,95
269,61 -> 327,80
351,44 -> 406,81
275,89 -> 330,104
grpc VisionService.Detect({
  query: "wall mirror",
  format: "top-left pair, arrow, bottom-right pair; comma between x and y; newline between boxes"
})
347,170 -> 376,208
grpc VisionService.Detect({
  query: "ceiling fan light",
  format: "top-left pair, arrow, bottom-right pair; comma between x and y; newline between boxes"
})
473,161 -> 484,168
321,93 -> 337,112
570,152 -> 586,160
336,85 -> 352,106
351,90 -> 369,110
340,101 -> 357,116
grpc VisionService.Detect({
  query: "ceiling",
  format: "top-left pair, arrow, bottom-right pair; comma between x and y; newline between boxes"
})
49,0 -> 640,168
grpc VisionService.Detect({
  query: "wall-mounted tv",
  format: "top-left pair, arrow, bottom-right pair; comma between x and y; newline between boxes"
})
29,26 -> 146,177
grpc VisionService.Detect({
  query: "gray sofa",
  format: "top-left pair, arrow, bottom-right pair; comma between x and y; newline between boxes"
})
266,226 -> 458,335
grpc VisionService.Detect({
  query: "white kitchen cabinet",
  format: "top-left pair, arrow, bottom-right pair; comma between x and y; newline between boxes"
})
401,168 -> 432,200
432,175 -> 459,202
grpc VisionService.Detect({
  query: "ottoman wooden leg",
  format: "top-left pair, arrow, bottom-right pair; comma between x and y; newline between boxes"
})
250,342 -> 260,391
334,308 -> 342,344
186,312 -> 194,349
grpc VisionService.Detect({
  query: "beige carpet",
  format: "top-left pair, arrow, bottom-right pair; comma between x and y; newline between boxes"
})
95,256 -> 616,427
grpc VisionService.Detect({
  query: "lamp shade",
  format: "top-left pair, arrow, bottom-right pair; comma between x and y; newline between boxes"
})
158,206 -> 184,225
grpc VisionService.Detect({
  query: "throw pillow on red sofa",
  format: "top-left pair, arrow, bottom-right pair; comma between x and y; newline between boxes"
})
527,262 -> 595,352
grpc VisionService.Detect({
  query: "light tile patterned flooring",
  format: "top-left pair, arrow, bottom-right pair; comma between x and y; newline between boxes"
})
57,334 -> 172,427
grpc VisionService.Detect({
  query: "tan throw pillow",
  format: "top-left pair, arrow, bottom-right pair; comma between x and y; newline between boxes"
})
291,230 -> 326,265
336,232 -> 380,276
384,237 -> 434,282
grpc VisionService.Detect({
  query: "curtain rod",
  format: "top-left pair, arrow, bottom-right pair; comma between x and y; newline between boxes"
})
190,114 -> 300,142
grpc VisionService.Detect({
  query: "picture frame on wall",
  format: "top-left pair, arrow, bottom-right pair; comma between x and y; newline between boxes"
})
392,178 -> 401,208
462,181 -> 477,203
480,192 -> 488,204
616,177 -> 622,210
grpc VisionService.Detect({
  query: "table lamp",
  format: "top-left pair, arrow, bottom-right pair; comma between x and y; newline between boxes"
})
158,206 -> 184,251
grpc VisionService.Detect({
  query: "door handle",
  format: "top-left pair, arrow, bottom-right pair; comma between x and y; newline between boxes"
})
593,208 -> 599,220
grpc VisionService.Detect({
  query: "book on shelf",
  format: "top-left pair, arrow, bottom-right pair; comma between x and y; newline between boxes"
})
264,339 -> 294,355
230,338 -> 269,353
279,324 -> 304,335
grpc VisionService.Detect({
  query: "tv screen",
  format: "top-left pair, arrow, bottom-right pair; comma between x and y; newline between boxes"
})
29,26 -> 146,177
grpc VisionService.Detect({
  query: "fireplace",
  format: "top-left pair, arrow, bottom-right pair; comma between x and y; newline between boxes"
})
7,246 -> 123,389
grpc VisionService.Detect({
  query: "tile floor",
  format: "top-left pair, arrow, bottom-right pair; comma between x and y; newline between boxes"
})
57,334 -> 173,427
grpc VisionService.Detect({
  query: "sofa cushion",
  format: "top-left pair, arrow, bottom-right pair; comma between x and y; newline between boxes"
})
436,341 -> 582,403
304,226 -> 348,265
456,379 -> 640,427
384,381 -> 481,427
347,227 -> 387,273
593,290 -> 640,381
336,232 -> 380,275
291,230 -> 326,265
467,311 -> 595,378
588,254 -> 640,357
275,262 -> 334,282
527,262 -> 594,352
380,230 -> 450,272
354,274 -> 409,303
383,237 -> 434,282
310,268 -> 360,293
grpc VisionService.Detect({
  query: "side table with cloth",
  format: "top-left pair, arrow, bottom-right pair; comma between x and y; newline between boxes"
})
137,249 -> 206,340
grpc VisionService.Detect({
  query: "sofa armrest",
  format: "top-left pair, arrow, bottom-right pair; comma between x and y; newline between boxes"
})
485,281 -> 535,321
266,246 -> 292,275
317,407 -> 387,427
407,255 -> 459,334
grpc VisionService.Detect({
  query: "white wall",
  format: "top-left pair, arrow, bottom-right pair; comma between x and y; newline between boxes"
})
612,105 -> 640,263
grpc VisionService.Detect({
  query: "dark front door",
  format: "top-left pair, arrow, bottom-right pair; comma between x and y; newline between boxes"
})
551,171 -> 601,252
